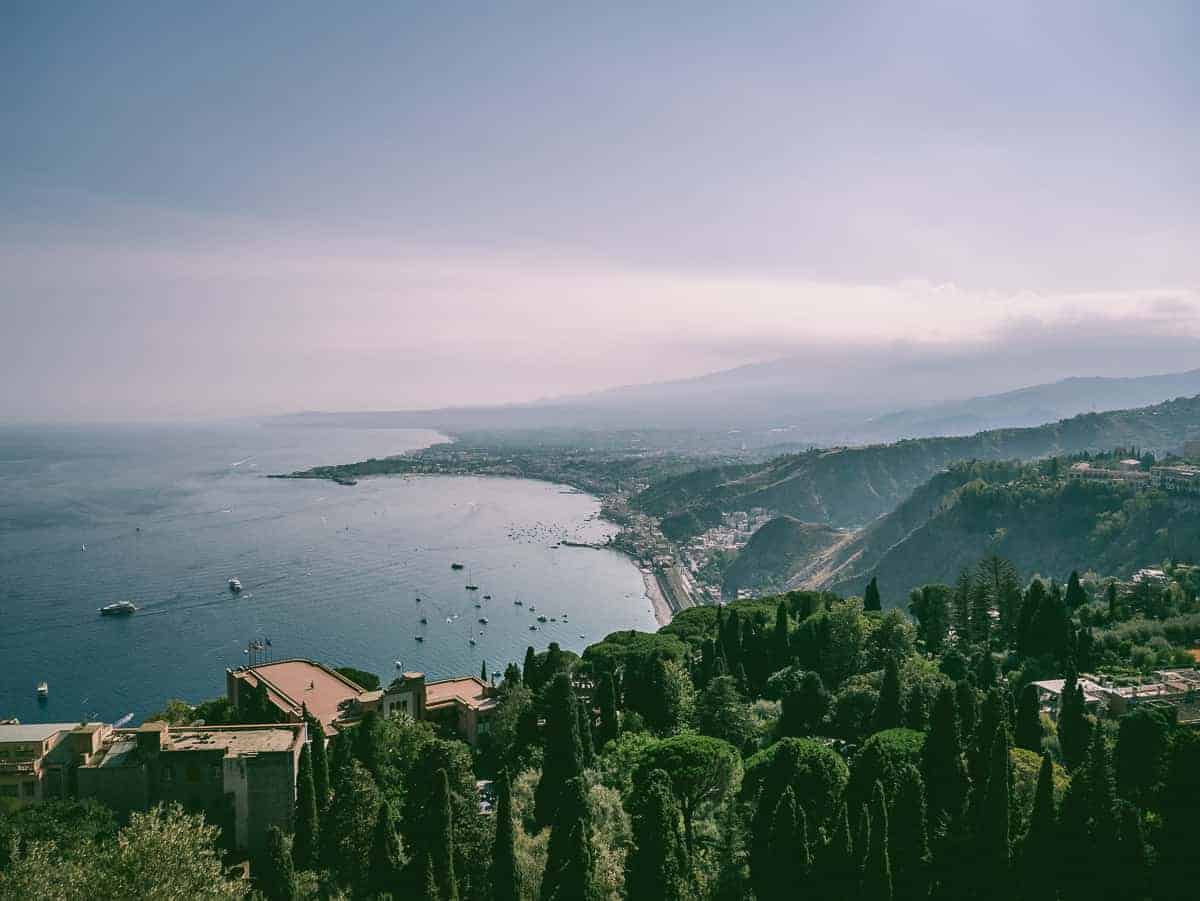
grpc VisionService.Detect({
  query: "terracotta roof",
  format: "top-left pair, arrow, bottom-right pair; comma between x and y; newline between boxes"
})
424,677 -> 498,713
238,660 -> 365,735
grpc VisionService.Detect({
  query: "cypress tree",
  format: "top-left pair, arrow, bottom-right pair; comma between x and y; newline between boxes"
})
304,708 -> 330,813
773,601 -> 791,671
864,576 -> 883,612
292,742 -> 319,871
953,569 -> 973,640
1015,684 -> 1042,753
625,768 -> 690,901
969,688 -> 1004,788
1057,733 -> 1100,901
418,851 -> 441,901
523,646 -> 538,689
890,765 -> 929,901
540,775 -> 592,901
367,800 -> 402,898
576,701 -> 596,768
1064,571 -> 1087,610
1016,753 -> 1057,901
749,786 -> 776,901
353,709 -> 386,781
429,768 -> 458,901
330,728 -> 354,791
260,825 -> 298,901
820,800 -> 856,900
596,672 -> 619,749
1016,580 -> 1044,658
765,787 -> 811,899
872,656 -> 904,733
921,685 -> 968,835
862,782 -> 892,901
1113,800 -> 1149,901
534,673 -> 583,829
1057,671 -> 1091,772
489,772 -> 521,901
482,659 -> 489,683
977,728 -> 1012,900
905,681 -> 930,732
1158,730 -> 1200,901
955,680 -> 977,746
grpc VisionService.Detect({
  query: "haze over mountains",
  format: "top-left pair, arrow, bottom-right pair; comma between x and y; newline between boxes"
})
277,363 -> 1200,450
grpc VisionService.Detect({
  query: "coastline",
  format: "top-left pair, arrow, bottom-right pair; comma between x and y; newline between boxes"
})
642,568 -> 674,626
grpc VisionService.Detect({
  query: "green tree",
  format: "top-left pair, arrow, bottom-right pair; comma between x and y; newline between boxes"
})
908,584 -> 952,654
596,672 -> 619,749
819,800 -> 857,900
921,685 -> 968,835
890,765 -> 929,901
1064,571 -> 1087,610
1014,684 -> 1043,753
0,799 -> 116,871
292,742 -> 320,871
773,601 -> 792,671
1115,705 -> 1172,809
625,768 -> 691,901
576,701 -> 596,768
367,801 -> 403,898
695,674 -> 758,753
865,576 -> 883,613
540,776 -> 593,901
336,666 -> 381,691
482,659 -> 489,683
765,787 -> 811,900
523,646 -> 539,689
534,673 -> 583,829
871,656 -> 904,733
323,760 -> 382,884
861,782 -> 892,901
1157,730 -> 1200,901
259,825 -> 298,901
955,680 -> 977,745
976,728 -> 1012,901
1057,671 -> 1092,772
780,671 -> 830,738
1016,753 -> 1057,901
489,773 -> 521,901
425,769 -> 459,901
637,733 -> 741,854
305,709 -> 331,813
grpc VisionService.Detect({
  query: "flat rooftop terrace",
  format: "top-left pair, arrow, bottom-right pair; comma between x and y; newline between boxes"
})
233,659 -> 365,733
167,726 -> 300,754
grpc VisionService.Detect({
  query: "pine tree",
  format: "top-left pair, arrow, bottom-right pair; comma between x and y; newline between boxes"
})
872,656 -> 904,733
890,765 -> 929,901
576,701 -> 596,768
534,673 -> 583,829
367,801 -> 402,898
864,576 -> 882,612
1016,754 -> 1057,901
260,825 -> 298,901
489,772 -> 521,901
305,709 -> 330,813
625,768 -> 690,901
968,575 -> 993,645
862,782 -> 892,901
921,685 -> 968,837
541,776 -> 593,901
1015,684 -> 1043,753
595,672 -> 619,750
292,742 -> 319,871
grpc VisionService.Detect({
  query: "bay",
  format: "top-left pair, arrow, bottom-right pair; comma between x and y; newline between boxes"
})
0,422 -> 657,724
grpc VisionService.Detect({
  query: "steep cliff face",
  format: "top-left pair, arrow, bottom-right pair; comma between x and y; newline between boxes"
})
719,516 -> 845,597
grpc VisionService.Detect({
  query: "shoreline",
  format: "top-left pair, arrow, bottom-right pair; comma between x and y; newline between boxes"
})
641,568 -> 675,627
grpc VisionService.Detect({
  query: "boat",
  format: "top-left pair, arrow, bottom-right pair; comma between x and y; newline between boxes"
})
414,635 -> 424,642
99,600 -> 137,616
451,563 -> 465,570
551,617 -> 557,622
465,584 -> 479,591
419,617 -> 428,624
415,597 -> 422,603
514,599 -> 523,606
395,660 -> 403,669
482,594 -> 492,600
469,638 -> 476,646
36,682 -> 48,698
537,615 -> 548,623
529,625 -> 537,631
478,617 -> 489,624
228,578 -> 243,593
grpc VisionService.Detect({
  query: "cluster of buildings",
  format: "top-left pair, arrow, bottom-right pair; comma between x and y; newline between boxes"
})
1,659 -> 499,857
1033,667 -> 1200,726
1067,459 -> 1200,494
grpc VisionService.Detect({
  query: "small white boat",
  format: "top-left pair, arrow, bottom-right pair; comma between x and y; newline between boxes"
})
478,617 -> 489,625
36,681 -> 48,698
414,635 -> 424,642
228,578 -> 243,593
395,660 -> 403,669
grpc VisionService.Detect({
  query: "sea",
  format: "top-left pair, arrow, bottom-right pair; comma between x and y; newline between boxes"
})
0,422 -> 657,725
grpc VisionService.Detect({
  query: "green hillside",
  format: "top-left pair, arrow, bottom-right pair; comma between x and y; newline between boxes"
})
635,393 -> 1200,536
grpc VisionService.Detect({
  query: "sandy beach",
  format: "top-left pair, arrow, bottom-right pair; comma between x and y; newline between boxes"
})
642,568 -> 674,626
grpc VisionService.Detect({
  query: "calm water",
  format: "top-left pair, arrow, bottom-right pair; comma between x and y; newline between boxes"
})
0,422 -> 656,724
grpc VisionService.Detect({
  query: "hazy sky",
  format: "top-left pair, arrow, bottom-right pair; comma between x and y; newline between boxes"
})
3,2 -> 1198,420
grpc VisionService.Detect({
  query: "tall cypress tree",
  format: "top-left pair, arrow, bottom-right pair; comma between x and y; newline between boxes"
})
977,728 -> 1012,901
576,701 -> 596,768
1014,684 -> 1043,753
534,673 -> 583,829
304,707 -> 330,813
523,646 -> 538,689
1057,671 -> 1091,772
872,656 -> 904,733
820,800 -> 856,901
1113,800 -> 1149,901
596,672 -> 619,750
921,685 -> 968,835
292,742 -> 319,871
861,782 -> 892,901
625,768 -> 690,901
489,772 -> 521,901
969,688 -> 1004,788
429,768 -> 458,901
953,569 -> 973,640
259,825 -> 298,901
955,680 -> 978,746
773,601 -> 791,671
749,786 -> 776,901
864,576 -> 882,612
1017,753 -> 1057,901
541,775 -> 593,901
1158,730 -> 1200,901
765,787 -> 811,900
1064,571 -> 1087,610
367,800 -> 402,898
890,765 -> 929,901
482,659 -> 489,683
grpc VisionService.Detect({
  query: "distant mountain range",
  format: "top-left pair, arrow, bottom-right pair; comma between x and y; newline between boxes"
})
274,364 -> 1200,451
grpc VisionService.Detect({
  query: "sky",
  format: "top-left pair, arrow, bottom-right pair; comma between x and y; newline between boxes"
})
2,2 -> 1198,420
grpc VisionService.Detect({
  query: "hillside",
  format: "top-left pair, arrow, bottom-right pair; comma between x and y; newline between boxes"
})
635,394 -> 1200,536
719,516 -> 846,597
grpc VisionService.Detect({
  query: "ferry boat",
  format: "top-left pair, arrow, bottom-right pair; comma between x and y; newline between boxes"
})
99,600 -> 137,616
228,578 -> 243,593
36,682 -> 48,698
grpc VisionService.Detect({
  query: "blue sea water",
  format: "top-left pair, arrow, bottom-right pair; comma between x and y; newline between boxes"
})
0,422 -> 657,724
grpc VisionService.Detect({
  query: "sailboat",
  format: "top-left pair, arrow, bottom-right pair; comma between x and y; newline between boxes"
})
464,568 -> 479,591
